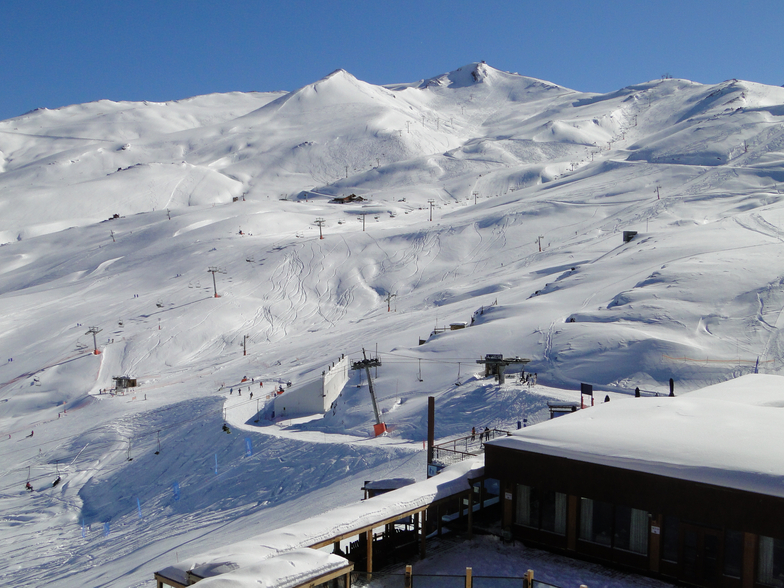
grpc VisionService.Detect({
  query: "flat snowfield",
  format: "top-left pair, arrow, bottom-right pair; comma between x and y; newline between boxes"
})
1,62 -> 784,586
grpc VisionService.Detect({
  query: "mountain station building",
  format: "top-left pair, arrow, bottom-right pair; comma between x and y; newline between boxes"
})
485,374 -> 784,588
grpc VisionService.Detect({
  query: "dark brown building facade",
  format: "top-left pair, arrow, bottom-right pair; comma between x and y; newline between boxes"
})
484,443 -> 784,588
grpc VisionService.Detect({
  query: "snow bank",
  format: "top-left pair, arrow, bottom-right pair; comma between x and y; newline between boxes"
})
194,549 -> 351,588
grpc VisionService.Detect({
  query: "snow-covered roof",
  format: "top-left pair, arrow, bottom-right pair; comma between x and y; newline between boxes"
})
157,459 -> 483,587
488,374 -> 784,498
362,477 -> 416,491
194,549 -> 351,588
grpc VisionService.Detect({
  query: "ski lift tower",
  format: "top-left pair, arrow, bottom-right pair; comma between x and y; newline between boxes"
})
351,349 -> 386,436
207,266 -> 225,298
86,327 -> 102,355
476,354 -> 530,384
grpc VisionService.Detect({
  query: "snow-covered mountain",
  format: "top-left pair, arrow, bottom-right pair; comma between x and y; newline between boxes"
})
2,62 -> 784,587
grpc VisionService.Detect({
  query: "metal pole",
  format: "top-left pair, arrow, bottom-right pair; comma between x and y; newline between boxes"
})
427,396 -> 435,467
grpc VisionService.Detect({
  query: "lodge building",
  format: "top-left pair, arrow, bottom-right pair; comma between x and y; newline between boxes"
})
484,374 -> 784,588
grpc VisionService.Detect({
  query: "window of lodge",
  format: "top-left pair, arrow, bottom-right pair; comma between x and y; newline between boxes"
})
515,484 -> 566,535
540,489 -> 567,535
724,530 -> 742,578
662,515 -> 679,562
613,505 -> 648,554
759,536 -> 784,587
579,497 -> 613,547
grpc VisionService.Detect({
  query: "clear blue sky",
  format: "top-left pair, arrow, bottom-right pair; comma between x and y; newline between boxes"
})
2,0 -> 783,121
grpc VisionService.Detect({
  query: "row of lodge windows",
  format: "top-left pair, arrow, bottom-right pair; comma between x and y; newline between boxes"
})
514,485 -> 784,586
514,486 -> 647,555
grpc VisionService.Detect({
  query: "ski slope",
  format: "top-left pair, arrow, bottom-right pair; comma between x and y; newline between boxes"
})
1,62 -> 784,587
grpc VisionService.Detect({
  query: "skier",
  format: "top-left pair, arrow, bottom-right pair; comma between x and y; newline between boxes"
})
26,482 -> 33,492
250,392 -> 253,399
27,431 -> 34,438
471,426 -> 476,441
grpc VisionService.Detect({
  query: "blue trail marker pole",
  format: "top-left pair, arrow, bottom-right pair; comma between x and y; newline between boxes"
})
245,438 -> 252,457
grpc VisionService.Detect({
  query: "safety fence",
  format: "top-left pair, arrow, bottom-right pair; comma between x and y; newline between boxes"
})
352,568 -> 570,588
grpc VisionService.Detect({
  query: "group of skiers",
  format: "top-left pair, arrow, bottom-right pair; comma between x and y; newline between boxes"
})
471,426 -> 492,442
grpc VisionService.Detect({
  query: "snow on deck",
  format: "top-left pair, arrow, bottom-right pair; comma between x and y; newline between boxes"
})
488,374 -> 784,498
194,549 -> 350,588
157,459 -> 483,586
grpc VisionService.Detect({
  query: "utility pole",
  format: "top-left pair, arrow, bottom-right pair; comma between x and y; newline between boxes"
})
473,191 -> 478,205
406,121 -> 411,133
656,186 -> 660,200
428,199 -> 435,222
243,335 -> 249,356
207,266 -> 225,298
86,327 -> 102,355
358,213 -> 366,231
537,236 -> 544,252
345,166 -> 349,178
315,218 -> 326,239
385,292 -> 397,312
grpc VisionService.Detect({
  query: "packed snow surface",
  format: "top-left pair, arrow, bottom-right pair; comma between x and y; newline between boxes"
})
1,62 -> 784,587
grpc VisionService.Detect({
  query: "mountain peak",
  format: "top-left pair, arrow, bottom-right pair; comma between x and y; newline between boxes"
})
417,62 -> 495,89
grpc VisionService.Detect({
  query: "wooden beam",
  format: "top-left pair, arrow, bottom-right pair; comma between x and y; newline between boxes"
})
153,573 -> 188,588
366,529 -> 373,578
502,481 -> 513,530
468,486 -> 474,539
648,514 -> 661,573
742,532 -> 756,588
420,509 -> 427,558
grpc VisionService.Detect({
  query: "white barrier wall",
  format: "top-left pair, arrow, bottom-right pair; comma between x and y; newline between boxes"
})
274,356 -> 349,418
322,355 -> 349,409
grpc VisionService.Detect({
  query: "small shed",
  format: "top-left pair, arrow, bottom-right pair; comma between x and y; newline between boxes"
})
113,376 -> 137,389
362,478 -> 416,500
